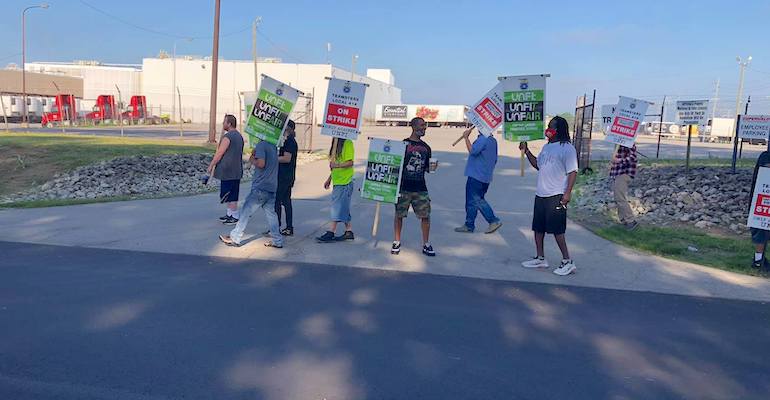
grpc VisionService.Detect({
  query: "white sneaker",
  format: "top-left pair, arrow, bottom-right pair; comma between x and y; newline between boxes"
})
521,257 -> 549,268
553,260 -> 577,276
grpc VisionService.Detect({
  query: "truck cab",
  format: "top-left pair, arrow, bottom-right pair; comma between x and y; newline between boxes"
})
41,94 -> 78,128
84,95 -> 116,124
120,95 -> 147,124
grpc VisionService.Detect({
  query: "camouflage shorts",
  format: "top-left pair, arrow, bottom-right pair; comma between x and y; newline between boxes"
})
395,191 -> 431,219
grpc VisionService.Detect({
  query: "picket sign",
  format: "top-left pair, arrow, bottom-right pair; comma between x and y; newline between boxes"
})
361,137 -> 408,237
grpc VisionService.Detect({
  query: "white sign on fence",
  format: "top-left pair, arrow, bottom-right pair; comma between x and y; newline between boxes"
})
320,78 -> 367,140
676,100 -> 709,126
605,96 -> 650,148
601,104 -> 616,132
739,115 -> 770,140
748,167 -> 770,229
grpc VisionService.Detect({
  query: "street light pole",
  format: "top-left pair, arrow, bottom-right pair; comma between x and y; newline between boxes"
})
732,55 -> 752,173
351,54 -> 358,80
252,17 -> 261,93
172,38 -> 192,123
21,3 -> 49,129
207,0 -> 221,143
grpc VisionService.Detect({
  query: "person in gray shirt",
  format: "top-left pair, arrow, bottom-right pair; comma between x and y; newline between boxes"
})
220,136 -> 283,248
208,114 -> 244,225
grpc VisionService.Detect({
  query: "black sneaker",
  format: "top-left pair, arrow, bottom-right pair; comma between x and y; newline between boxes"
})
335,231 -> 354,241
280,227 -> 294,236
753,259 -> 763,269
316,231 -> 336,243
422,243 -> 436,257
219,215 -> 229,221
222,216 -> 239,225
391,241 -> 401,255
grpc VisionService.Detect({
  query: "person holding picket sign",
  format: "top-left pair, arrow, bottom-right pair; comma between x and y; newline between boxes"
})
519,116 -> 578,276
749,150 -> 770,270
317,138 -> 356,243
454,126 -> 503,234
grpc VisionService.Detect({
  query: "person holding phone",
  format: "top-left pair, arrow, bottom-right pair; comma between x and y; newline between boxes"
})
519,116 -> 578,276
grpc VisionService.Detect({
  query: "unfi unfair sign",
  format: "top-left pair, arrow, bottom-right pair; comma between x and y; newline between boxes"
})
605,96 -> 650,148
361,138 -> 406,204
748,167 -> 770,229
502,75 -> 547,142
466,82 -> 504,137
245,75 -> 301,146
739,115 -> 770,140
321,78 -> 367,140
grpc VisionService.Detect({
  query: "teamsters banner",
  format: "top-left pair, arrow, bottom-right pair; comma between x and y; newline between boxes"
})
361,138 -> 407,204
321,78 -> 367,140
466,82 -> 504,137
501,74 -> 547,142
605,95 -> 650,148
245,75 -> 302,147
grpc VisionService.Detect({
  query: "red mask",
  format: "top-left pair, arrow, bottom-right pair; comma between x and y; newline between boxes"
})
545,128 -> 558,139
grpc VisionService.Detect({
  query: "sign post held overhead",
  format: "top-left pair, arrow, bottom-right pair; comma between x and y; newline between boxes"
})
501,74 -> 549,177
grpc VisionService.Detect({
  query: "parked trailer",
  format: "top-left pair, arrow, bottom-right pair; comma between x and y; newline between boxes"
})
706,117 -> 736,143
375,104 -> 469,127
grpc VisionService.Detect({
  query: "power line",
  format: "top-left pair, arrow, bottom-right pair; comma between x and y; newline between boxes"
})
78,0 -> 249,40
256,28 -> 305,63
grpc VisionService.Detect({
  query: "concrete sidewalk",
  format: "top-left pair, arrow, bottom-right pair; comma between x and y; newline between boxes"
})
1,129 -> 768,302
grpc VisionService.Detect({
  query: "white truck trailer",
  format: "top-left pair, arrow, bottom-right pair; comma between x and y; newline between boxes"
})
375,104 -> 469,127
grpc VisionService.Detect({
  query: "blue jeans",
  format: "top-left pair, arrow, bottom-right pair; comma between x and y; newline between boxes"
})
330,182 -> 354,223
230,187 -> 282,246
465,176 -> 499,231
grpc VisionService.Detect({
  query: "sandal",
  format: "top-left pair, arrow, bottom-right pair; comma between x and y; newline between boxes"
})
219,235 -> 241,247
264,241 -> 283,249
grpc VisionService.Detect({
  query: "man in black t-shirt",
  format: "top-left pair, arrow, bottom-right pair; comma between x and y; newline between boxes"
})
392,117 -> 437,257
276,120 -> 298,236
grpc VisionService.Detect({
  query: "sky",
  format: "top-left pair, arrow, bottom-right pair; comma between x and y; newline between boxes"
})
3,0 -> 770,116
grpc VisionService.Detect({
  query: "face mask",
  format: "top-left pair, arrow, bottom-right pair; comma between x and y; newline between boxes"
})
545,128 -> 557,140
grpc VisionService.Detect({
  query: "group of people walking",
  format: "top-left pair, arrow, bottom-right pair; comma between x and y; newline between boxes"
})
208,114 -> 582,276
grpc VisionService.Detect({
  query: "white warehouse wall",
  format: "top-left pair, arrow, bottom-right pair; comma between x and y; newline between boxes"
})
25,62 -> 142,103
141,58 -> 401,124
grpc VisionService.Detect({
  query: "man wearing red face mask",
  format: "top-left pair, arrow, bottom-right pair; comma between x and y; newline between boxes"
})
518,116 -> 579,276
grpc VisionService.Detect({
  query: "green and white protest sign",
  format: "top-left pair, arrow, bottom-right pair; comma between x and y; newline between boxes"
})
361,138 -> 406,204
502,74 -> 548,142
245,75 -> 302,147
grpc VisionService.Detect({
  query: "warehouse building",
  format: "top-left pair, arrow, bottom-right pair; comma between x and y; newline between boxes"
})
24,57 -> 402,125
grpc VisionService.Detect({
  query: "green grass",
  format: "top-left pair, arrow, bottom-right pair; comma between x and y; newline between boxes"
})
0,132 -> 214,197
572,159 -> 764,277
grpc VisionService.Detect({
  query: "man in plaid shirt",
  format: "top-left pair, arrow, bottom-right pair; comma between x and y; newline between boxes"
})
610,144 -> 638,229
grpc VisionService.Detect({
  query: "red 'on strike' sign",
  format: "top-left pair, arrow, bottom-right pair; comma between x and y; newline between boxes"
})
326,103 -> 359,128
755,194 -> 770,217
475,98 -> 502,128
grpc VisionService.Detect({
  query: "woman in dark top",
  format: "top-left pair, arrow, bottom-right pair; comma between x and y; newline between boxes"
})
276,120 -> 298,236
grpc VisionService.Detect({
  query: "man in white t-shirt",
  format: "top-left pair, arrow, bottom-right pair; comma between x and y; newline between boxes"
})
518,116 -> 579,276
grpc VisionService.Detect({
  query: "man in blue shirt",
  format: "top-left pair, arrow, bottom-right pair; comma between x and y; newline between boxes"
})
455,126 -> 503,234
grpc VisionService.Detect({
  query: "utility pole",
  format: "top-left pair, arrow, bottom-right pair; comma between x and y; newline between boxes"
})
732,56 -> 752,173
252,17 -> 261,93
207,0 -> 221,143
115,84 -> 123,137
326,42 -> 332,64
710,78 -> 720,120
21,3 -> 49,129
351,54 -> 358,80
172,38 -> 192,123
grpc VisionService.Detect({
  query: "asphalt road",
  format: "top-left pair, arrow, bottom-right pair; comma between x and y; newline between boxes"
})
1,241 -> 768,400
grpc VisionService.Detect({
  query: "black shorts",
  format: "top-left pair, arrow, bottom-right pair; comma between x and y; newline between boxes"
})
219,179 -> 240,203
532,194 -> 567,234
751,228 -> 770,245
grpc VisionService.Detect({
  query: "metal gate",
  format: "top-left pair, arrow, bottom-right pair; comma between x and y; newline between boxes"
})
573,90 -> 596,174
290,89 -> 314,152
